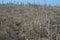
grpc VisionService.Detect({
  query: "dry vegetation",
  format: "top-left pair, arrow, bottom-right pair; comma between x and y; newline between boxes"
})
0,4 -> 60,40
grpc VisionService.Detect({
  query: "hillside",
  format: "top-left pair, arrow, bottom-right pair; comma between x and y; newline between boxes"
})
0,4 -> 60,40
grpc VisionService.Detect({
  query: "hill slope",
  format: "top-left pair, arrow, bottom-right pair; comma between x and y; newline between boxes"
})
0,4 -> 60,40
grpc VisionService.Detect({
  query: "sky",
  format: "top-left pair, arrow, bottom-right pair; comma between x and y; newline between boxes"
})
0,0 -> 60,6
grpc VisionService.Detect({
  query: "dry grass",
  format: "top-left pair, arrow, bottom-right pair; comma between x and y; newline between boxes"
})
0,4 -> 60,40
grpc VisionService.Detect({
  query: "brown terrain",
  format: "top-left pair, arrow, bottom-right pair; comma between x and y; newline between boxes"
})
0,4 -> 60,40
